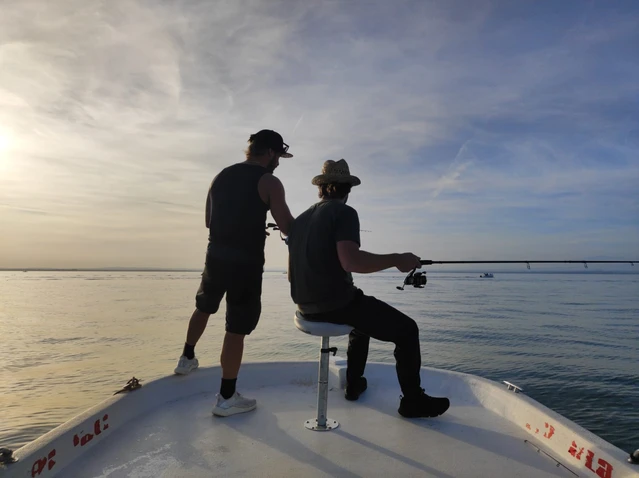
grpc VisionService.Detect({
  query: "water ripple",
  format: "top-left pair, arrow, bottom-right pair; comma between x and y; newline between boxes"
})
1,270 -> 637,454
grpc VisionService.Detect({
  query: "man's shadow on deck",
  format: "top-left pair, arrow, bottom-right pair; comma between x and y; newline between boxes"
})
223,396 -> 456,478
350,387 -> 570,478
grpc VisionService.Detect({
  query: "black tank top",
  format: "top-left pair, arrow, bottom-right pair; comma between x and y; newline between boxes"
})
206,163 -> 270,265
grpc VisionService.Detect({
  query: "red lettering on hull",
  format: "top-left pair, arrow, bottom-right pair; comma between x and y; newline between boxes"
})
543,422 -> 555,439
73,414 -> 110,448
568,440 -> 614,478
569,440 -> 585,459
31,449 -> 56,477
525,420 -> 555,440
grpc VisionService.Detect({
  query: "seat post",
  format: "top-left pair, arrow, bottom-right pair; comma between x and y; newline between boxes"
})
295,310 -> 351,431
317,336 -> 330,428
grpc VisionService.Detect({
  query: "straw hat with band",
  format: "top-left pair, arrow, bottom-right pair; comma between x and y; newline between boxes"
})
311,159 -> 361,186
249,130 -> 293,158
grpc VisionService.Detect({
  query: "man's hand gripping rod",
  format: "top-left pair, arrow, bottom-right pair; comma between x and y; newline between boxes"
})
266,223 -> 287,242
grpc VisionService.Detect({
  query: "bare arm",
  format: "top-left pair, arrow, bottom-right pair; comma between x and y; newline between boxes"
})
258,174 -> 294,235
205,182 -> 213,228
337,241 -> 421,274
337,241 -> 397,273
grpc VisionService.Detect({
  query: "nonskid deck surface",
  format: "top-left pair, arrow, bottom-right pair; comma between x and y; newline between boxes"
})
64,382 -> 573,478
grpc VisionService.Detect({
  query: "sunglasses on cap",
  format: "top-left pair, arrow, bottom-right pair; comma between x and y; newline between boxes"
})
275,141 -> 293,158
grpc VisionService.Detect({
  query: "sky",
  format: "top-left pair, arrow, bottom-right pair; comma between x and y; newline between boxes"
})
1,0 -> 638,270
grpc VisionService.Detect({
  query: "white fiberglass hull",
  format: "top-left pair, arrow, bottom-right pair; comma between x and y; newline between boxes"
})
1,359 -> 635,478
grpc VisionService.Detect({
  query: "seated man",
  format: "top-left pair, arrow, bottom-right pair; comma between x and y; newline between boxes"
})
287,159 -> 450,418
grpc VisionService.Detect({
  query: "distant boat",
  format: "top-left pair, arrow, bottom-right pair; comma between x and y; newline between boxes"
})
480,273 -> 494,278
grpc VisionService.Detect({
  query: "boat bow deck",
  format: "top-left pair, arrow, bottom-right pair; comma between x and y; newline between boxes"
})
3,361 -> 636,478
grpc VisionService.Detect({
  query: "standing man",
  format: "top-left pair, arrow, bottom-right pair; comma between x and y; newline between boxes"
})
175,130 -> 295,418
287,159 -> 450,418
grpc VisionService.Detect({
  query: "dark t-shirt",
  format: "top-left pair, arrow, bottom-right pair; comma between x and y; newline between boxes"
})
288,200 -> 361,313
206,163 -> 269,265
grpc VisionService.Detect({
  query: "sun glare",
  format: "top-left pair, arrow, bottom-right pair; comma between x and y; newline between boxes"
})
0,129 -> 14,153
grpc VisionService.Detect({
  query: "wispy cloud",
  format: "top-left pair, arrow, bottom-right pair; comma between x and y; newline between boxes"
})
430,141 -> 475,199
0,0 -> 637,268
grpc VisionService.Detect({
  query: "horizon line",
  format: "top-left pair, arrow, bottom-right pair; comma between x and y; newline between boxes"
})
1,267 -> 637,274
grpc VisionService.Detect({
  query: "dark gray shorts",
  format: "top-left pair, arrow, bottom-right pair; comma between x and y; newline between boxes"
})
195,259 -> 263,335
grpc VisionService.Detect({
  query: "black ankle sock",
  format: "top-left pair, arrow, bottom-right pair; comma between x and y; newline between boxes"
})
183,343 -> 195,360
220,378 -> 237,399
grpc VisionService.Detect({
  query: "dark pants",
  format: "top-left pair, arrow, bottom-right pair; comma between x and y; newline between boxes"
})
303,289 -> 422,397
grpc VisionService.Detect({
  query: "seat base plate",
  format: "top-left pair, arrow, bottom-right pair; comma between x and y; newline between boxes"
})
304,418 -> 339,431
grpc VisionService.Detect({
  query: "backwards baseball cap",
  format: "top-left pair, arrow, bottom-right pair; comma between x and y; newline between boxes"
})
248,130 -> 293,158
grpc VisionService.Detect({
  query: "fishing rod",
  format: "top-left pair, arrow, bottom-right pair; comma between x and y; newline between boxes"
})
266,222 -> 637,289
420,260 -> 635,267
397,260 -> 636,290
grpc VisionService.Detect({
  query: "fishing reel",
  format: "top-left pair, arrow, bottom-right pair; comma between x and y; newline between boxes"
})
397,268 -> 427,290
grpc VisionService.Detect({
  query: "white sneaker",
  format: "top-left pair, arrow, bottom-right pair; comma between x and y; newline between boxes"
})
174,356 -> 199,375
212,392 -> 257,417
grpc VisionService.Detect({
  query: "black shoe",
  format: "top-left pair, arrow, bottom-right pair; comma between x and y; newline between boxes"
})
398,388 -> 450,418
345,377 -> 367,401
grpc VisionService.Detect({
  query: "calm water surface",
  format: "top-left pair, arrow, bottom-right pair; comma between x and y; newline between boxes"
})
1,270 -> 637,453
